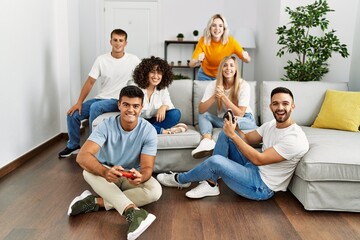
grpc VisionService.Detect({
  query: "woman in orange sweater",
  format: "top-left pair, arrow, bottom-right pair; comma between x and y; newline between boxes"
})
189,14 -> 251,80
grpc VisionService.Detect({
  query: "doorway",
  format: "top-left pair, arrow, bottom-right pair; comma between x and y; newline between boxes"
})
103,1 -> 159,59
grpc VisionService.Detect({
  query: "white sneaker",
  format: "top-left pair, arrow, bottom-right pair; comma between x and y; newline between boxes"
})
192,138 -> 216,159
156,172 -> 191,188
185,181 -> 220,199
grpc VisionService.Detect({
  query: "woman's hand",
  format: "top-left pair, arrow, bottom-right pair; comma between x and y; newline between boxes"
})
215,85 -> 225,100
156,105 -> 167,122
242,50 -> 251,63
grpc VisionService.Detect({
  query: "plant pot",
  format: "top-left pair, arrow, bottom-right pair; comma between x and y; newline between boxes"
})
177,38 -> 183,41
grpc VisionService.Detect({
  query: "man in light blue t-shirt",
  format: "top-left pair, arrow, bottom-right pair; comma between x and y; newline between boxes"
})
67,86 -> 162,240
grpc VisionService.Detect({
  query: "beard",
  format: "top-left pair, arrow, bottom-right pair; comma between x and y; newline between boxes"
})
272,110 -> 291,123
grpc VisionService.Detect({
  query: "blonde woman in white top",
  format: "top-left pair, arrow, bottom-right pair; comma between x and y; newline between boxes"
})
133,56 -> 187,134
192,56 -> 257,158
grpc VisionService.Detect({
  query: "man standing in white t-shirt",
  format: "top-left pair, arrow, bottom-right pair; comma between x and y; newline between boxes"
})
157,87 -> 309,200
59,29 -> 140,158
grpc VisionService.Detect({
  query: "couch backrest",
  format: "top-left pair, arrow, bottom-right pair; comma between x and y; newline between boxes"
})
168,79 -> 194,125
260,81 -> 349,126
193,80 -> 258,125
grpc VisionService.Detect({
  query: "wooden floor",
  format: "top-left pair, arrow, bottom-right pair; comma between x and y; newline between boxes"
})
1,130 -> 360,240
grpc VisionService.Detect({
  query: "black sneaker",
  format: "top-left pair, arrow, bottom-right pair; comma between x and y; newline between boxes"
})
125,208 -> 156,240
58,146 -> 80,158
67,190 -> 99,216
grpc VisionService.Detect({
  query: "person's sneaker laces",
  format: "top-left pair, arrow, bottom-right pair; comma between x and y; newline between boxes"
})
156,172 -> 191,188
185,181 -> 220,199
125,208 -> 156,240
67,190 -> 99,216
58,146 -> 80,158
191,138 -> 216,159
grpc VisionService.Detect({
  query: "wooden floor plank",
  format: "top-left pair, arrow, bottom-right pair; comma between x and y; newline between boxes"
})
0,129 -> 359,240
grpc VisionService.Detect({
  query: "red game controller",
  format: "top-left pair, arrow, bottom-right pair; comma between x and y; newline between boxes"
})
120,170 -> 136,180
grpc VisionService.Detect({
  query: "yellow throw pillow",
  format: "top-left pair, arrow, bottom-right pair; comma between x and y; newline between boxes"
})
312,90 -> 360,132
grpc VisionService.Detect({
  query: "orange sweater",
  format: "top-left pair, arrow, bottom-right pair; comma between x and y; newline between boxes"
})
192,36 -> 245,77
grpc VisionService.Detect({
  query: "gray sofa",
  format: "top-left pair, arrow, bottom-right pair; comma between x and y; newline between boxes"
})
92,80 -> 360,212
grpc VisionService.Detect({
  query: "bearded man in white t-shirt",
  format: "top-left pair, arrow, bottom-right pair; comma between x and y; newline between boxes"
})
59,29 -> 140,158
157,87 -> 310,200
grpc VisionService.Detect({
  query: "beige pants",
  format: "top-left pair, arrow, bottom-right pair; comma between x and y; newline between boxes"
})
83,170 -> 162,215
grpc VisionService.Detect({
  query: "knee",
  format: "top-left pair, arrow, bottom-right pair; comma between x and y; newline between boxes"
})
146,178 -> 162,202
89,102 -> 101,115
67,111 -> 80,121
204,155 -> 221,166
82,170 -> 92,183
168,108 -> 181,122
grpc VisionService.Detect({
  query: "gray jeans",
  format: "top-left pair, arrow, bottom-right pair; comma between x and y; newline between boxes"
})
83,170 -> 162,215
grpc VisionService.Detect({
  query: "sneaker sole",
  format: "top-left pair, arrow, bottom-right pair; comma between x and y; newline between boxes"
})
192,149 -> 213,159
186,190 -> 220,199
59,149 -> 80,158
67,190 -> 92,216
127,213 -> 156,240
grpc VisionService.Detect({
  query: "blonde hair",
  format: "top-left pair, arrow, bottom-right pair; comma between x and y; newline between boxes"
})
203,14 -> 230,45
215,56 -> 242,111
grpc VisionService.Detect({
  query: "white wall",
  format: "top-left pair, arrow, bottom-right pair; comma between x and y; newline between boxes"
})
1,0 -> 359,170
349,1 -> 360,91
0,0 -> 80,169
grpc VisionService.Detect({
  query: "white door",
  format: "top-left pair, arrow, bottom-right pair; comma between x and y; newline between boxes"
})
104,1 -> 159,59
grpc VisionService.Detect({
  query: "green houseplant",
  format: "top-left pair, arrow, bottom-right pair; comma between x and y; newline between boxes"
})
173,73 -> 190,80
193,30 -> 199,40
176,33 -> 184,41
276,0 -> 349,81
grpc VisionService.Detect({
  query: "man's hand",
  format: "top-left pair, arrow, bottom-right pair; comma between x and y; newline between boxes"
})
106,166 -> 142,185
223,112 -> 237,139
67,102 -> 82,116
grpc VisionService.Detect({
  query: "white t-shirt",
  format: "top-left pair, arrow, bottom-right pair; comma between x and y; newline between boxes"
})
140,87 -> 175,119
201,80 -> 252,117
257,120 -> 309,191
88,115 -> 157,169
89,52 -> 140,99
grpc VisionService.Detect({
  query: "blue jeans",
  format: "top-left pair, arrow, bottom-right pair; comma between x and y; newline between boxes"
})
66,98 -> 118,149
146,108 -> 181,134
198,112 -> 257,135
178,131 -> 274,200
196,67 -> 216,81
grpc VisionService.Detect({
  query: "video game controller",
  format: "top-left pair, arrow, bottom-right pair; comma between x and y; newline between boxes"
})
120,170 -> 136,180
223,109 -> 235,124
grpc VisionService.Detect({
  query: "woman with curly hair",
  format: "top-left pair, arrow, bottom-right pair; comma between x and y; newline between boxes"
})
192,56 -> 257,158
133,56 -> 187,134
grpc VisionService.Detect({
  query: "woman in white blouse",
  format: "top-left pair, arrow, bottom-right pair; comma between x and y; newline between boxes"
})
192,55 -> 257,158
133,56 -> 187,134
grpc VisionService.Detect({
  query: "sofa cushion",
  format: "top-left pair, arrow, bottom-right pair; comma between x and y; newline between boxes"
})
312,90 -> 360,132
295,126 -> 360,182
92,112 -> 119,129
168,79 -> 193,125
157,126 -> 201,149
260,81 -> 348,126
193,80 -> 258,125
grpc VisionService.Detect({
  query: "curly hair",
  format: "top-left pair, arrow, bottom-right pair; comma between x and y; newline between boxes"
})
133,56 -> 174,90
